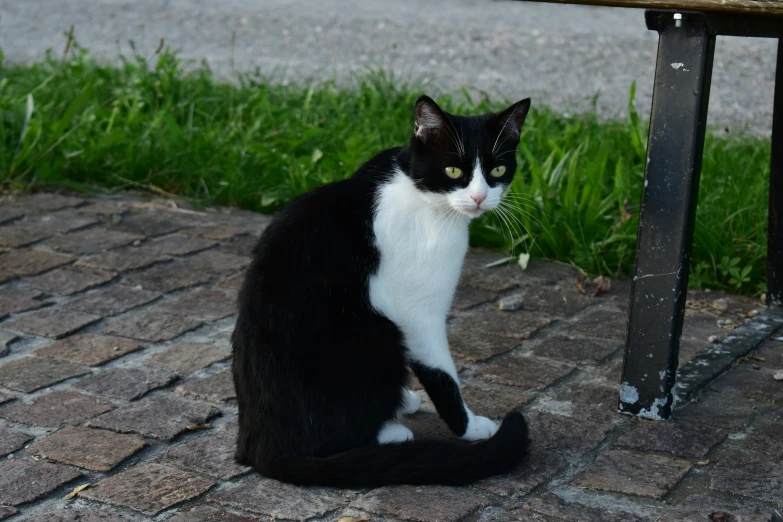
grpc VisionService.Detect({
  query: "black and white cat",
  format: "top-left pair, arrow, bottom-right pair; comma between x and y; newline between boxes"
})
232,95 -> 532,487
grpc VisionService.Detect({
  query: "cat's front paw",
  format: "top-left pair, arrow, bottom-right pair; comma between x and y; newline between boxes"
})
462,414 -> 499,441
377,422 -> 414,444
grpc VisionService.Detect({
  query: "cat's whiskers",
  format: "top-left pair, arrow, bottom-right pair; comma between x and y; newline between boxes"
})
493,205 -> 518,248
500,197 -> 552,237
497,199 -> 553,256
491,206 -> 513,246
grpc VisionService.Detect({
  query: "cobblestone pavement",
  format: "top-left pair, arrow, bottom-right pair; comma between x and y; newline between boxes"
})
0,191 -> 781,522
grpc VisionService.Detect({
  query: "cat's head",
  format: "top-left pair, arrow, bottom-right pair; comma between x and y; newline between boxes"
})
407,95 -> 531,219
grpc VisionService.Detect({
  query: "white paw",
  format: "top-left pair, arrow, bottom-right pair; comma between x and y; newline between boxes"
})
461,414 -> 499,441
377,423 -> 415,444
397,389 -> 422,416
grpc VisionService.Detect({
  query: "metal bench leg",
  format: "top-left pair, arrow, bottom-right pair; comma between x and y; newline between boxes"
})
618,11 -> 715,419
768,38 -> 783,306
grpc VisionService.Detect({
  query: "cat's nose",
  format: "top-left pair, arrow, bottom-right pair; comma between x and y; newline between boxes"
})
471,194 -> 486,206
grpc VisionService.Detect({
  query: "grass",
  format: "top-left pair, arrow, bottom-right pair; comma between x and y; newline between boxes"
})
0,43 -> 771,296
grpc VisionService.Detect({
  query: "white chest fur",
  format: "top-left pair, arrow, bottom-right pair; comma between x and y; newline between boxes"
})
369,171 -> 469,328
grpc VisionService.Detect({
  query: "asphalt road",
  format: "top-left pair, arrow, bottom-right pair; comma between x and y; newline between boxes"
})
0,0 -> 777,133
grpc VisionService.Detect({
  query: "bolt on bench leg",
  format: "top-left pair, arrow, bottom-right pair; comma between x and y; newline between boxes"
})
767,38 -> 783,306
618,11 -> 715,419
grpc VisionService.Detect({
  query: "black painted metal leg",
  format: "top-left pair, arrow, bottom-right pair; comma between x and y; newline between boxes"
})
618,11 -> 715,420
767,38 -> 783,306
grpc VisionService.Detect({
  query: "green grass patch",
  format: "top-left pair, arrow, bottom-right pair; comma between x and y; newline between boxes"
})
0,44 -> 771,295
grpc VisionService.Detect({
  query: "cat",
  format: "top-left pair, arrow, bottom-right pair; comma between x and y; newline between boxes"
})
232,94 -> 532,487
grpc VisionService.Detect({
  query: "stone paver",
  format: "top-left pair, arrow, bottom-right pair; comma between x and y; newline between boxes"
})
42,228 -> 144,255
0,356 -> 89,392
153,288 -> 236,321
68,284 -> 161,317
659,494 -> 776,521
459,253 -> 521,292
530,336 -> 620,364
24,265 -> 115,295
77,199 -> 130,216
475,353 -> 575,390
0,426 -> 33,457
2,192 -> 782,520
157,426 -> 250,479
178,249 -> 250,275
88,395 -> 220,441
451,285 -> 496,311
0,287 -> 46,318
572,449 -> 692,500
144,342 -> 230,374
461,385 -> 534,418
35,334 -> 143,366
0,208 -> 23,225
76,245 -> 171,272
101,309 -> 203,342
525,492 -> 649,522
25,509 -> 129,521
167,505 -> 260,522
0,249 -> 73,283
448,325 -> 520,362
216,273 -> 244,290
0,330 -> 16,357
111,211 -> 192,237
711,456 -> 783,505
0,223 -> 57,247
457,307 -> 552,339
122,260 -> 212,293
208,476 -> 348,521
176,369 -> 236,403
615,419 -> 727,459
149,233 -> 216,255
73,366 -> 177,400
184,224 -> 246,241
526,411 -> 612,455
28,426 -> 146,471
0,390 -> 114,427
475,448 -> 566,497
7,193 -> 84,212
560,309 -> 627,341
352,485 -> 489,522
3,308 -> 100,338
81,463 -> 213,516
0,459 -> 82,506
519,286 -> 594,316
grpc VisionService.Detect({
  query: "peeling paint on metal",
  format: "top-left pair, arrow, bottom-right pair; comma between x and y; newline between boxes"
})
620,382 -> 639,404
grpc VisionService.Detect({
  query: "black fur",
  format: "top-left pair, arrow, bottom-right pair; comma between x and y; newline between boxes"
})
409,362 -> 469,435
232,97 -> 532,487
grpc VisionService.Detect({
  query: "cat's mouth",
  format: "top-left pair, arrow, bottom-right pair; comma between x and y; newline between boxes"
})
459,207 -> 486,219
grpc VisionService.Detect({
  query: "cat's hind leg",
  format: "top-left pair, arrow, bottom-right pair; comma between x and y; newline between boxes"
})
377,422 -> 414,444
396,389 -> 421,416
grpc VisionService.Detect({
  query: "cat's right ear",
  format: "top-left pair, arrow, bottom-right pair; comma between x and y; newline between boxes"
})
414,95 -> 448,143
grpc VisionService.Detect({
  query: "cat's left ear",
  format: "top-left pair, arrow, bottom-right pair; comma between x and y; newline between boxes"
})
495,98 -> 531,140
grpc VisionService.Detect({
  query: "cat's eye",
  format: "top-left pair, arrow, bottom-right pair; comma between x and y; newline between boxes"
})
490,166 -> 507,178
444,167 -> 463,179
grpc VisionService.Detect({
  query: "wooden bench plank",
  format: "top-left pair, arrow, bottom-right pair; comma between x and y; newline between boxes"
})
519,0 -> 783,16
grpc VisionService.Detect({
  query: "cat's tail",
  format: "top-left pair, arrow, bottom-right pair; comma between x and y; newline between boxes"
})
264,411 -> 530,488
